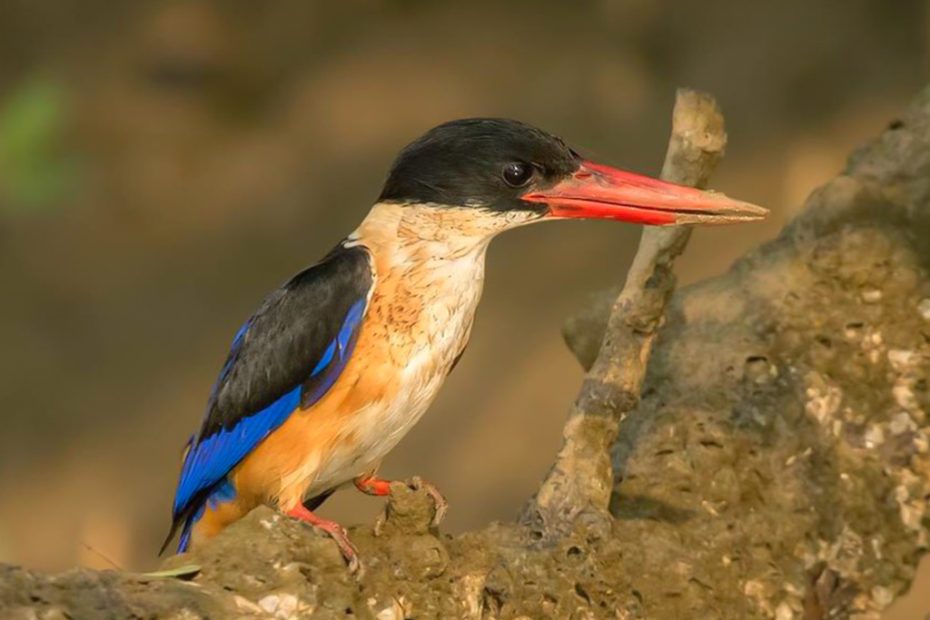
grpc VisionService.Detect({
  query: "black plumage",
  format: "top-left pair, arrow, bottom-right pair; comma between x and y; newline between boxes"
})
202,243 -> 372,438
379,118 -> 581,211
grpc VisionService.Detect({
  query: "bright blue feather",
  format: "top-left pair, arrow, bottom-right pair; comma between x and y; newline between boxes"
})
177,478 -> 237,552
312,340 -> 337,376
177,522 -> 193,552
172,298 -> 368,519
173,384 -> 302,515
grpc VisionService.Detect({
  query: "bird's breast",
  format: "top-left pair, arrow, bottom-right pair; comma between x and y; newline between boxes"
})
303,236 -> 489,492
358,241 -> 486,433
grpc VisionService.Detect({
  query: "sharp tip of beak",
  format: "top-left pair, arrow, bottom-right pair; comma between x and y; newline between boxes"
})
685,192 -> 769,225
741,201 -> 770,220
729,199 -> 770,220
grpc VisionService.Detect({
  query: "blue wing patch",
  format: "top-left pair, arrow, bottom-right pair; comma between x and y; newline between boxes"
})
177,478 -> 237,552
303,299 -> 366,406
171,297 -> 368,519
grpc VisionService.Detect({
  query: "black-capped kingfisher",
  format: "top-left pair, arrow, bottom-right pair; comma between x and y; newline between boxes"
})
164,118 -> 766,569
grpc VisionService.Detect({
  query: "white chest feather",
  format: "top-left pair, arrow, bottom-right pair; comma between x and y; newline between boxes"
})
309,220 -> 491,493
368,242 -> 486,450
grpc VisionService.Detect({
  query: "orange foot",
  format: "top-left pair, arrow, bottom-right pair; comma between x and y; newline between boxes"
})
285,504 -> 360,573
355,474 -> 448,527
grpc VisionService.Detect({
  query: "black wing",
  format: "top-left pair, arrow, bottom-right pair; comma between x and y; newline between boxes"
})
170,242 -> 373,519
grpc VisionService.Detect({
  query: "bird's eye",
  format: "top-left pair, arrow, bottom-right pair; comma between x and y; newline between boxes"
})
502,162 -> 533,188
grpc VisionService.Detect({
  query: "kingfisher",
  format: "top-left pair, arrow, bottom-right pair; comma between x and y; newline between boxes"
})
163,118 -> 766,569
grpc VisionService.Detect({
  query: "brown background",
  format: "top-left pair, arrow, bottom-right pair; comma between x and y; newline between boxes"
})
0,1 -> 926,617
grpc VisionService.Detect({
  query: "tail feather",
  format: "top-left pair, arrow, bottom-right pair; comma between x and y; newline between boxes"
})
177,519 -> 195,553
159,490 -> 209,556
161,435 -> 200,556
160,478 -> 238,556
158,517 -> 183,556
159,507 -> 199,556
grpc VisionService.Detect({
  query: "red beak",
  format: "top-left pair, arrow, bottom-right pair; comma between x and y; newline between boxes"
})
521,161 -> 767,225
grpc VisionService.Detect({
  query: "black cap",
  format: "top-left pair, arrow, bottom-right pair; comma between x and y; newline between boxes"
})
379,118 -> 581,212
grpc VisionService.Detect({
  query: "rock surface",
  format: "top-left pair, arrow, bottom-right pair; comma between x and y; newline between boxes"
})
566,88 -> 930,618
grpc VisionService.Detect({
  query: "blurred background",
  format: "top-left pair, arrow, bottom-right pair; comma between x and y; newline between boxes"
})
0,0 -> 927,616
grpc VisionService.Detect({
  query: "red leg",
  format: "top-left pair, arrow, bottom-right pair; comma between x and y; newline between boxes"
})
354,475 -> 392,496
285,504 -> 360,573
354,474 -> 448,526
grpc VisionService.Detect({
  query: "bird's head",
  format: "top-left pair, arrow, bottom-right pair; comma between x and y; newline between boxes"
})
376,118 -> 765,239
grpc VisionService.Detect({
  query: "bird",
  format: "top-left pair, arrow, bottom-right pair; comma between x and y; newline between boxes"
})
162,118 -> 766,570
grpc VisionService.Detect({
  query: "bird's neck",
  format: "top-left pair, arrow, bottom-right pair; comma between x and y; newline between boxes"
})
350,201 -> 491,356
351,201 -> 495,263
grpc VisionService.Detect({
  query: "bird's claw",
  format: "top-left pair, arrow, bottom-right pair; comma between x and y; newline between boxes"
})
286,506 -> 362,575
408,476 -> 448,527
347,554 -> 364,578
327,523 -> 363,576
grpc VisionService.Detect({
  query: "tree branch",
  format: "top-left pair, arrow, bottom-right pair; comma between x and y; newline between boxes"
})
522,89 -> 729,536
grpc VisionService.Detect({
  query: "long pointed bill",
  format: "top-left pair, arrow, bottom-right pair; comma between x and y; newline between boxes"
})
521,161 -> 768,225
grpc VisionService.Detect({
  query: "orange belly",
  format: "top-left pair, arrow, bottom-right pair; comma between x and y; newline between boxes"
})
228,316 -> 403,510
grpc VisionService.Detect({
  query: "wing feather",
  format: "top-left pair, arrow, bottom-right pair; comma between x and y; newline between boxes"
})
170,243 -> 373,521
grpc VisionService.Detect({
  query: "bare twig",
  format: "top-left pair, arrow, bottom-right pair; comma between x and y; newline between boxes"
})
522,89 -> 728,536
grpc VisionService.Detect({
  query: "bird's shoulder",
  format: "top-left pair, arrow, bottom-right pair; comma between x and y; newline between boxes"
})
205,241 -> 374,435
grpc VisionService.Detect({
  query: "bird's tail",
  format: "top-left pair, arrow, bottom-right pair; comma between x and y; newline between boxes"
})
160,479 -> 242,556
158,504 -> 200,556
177,517 -> 197,553
160,435 -> 199,555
